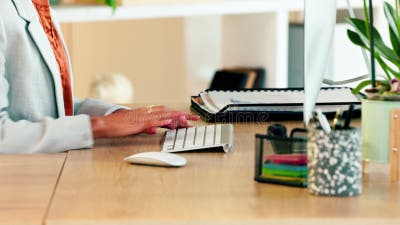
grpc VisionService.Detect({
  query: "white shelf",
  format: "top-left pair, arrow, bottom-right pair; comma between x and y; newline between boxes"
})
53,0 -> 366,23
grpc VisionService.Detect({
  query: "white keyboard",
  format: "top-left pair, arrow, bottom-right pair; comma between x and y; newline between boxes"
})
162,124 -> 234,153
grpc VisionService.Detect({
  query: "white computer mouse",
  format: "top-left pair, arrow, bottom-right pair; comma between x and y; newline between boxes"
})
123,152 -> 187,167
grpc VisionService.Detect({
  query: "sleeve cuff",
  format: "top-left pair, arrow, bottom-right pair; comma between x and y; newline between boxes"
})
41,114 -> 94,152
75,98 -> 131,116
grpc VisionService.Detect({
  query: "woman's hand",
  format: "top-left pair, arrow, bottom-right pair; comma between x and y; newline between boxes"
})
90,105 -> 200,138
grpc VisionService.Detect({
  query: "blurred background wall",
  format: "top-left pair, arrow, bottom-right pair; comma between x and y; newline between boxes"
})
61,19 -> 188,104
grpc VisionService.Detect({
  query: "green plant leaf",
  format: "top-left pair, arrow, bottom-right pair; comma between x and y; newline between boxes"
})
384,2 -> 400,39
351,79 -> 389,95
346,29 -> 400,80
352,79 -> 374,94
384,2 -> 400,56
96,0 -> 117,11
347,29 -> 367,48
374,51 -> 400,80
396,0 -> 400,40
347,18 -> 400,66
397,1 -> 400,24
106,0 -> 118,10
375,54 -> 391,79
363,0 -> 370,38
390,28 -> 400,57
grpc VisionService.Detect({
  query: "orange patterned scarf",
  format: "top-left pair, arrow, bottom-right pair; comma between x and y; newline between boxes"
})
32,0 -> 74,116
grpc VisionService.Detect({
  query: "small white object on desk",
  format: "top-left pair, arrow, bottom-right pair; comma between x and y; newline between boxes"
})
124,152 -> 187,167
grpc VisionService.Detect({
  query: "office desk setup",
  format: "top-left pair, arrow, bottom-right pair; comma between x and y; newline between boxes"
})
1,105 -> 400,225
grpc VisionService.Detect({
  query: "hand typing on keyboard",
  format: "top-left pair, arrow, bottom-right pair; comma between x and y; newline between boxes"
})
162,124 -> 234,153
91,105 -> 200,138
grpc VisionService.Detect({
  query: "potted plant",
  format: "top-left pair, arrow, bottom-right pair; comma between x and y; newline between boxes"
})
346,0 -> 400,163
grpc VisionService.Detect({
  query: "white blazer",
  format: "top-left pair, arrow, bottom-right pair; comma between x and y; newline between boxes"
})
0,0 -> 125,153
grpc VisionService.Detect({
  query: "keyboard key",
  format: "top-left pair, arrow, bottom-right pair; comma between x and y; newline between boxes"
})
221,124 -> 234,152
204,125 -> 215,145
174,129 -> 186,149
162,130 -> 176,151
215,124 -> 222,145
184,127 -> 196,148
194,126 -> 205,146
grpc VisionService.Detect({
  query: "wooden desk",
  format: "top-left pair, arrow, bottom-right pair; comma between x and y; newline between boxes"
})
45,121 -> 400,225
0,154 -> 66,225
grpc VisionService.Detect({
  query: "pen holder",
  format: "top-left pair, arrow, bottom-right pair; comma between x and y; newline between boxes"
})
307,128 -> 362,197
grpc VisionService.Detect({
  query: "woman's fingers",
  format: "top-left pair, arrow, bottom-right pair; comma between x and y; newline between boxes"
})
147,111 -> 199,124
164,115 -> 191,129
138,107 -> 200,123
144,127 -> 157,134
185,114 -> 200,121
148,110 -> 184,120
149,119 -> 173,128
177,115 -> 189,127
131,119 -> 172,135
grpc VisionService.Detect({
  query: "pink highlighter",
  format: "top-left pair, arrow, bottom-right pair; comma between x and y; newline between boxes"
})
265,154 -> 307,165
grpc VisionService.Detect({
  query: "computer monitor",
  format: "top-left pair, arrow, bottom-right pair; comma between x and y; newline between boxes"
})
302,0 -> 371,124
303,0 -> 338,124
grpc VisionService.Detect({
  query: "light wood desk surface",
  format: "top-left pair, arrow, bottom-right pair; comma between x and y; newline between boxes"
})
0,153 -> 66,225
45,117 -> 400,225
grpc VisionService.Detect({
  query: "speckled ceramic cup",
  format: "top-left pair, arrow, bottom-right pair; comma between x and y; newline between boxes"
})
307,128 -> 362,197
